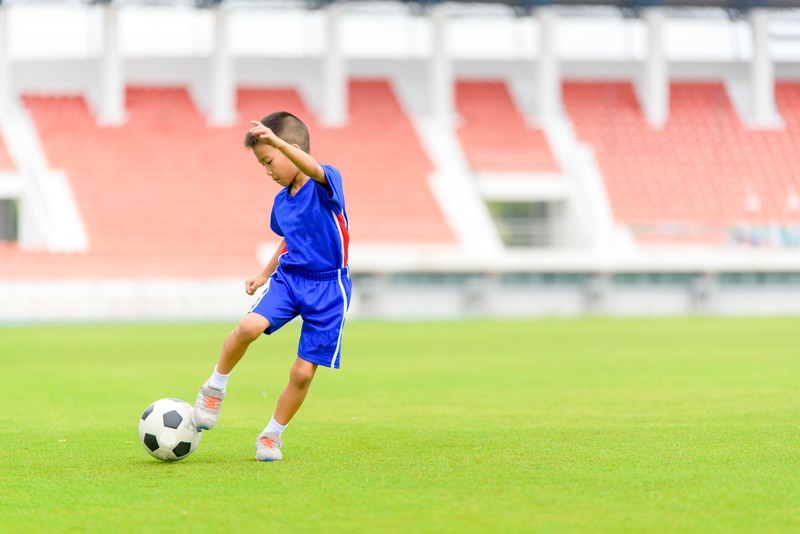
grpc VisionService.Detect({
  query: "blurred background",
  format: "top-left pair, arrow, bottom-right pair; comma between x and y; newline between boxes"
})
1,0 -> 799,321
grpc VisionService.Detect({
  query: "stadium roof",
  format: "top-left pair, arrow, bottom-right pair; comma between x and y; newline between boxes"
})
4,0 -> 800,11
7,0 -> 796,8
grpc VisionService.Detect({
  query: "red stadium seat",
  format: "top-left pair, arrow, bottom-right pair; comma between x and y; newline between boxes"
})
456,80 -> 559,173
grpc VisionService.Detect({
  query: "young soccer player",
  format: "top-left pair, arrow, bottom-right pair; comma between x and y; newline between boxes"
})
192,111 -> 351,462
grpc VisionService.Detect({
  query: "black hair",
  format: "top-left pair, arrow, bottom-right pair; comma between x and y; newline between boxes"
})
244,111 -> 310,153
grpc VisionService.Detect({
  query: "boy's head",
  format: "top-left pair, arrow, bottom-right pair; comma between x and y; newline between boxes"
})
244,111 -> 310,153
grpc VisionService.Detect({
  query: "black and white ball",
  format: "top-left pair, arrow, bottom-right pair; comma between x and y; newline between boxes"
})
138,398 -> 201,462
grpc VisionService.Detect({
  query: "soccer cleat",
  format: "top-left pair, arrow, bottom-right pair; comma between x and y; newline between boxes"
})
192,384 -> 225,430
255,432 -> 283,462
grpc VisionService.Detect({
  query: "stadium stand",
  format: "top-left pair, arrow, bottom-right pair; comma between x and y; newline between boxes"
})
455,80 -> 559,174
563,81 -> 800,245
4,2 -> 800,320
0,79 -> 454,279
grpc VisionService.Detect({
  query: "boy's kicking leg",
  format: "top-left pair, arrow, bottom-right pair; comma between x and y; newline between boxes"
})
193,312 -> 270,430
256,357 -> 318,462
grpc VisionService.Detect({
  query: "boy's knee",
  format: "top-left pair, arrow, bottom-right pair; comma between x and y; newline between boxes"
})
233,314 -> 269,342
290,360 -> 316,388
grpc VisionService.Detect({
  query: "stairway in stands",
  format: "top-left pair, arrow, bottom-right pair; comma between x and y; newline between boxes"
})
0,133 -> 12,169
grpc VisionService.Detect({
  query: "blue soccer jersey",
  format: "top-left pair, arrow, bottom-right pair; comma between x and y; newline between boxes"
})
253,164 -> 351,368
270,164 -> 349,272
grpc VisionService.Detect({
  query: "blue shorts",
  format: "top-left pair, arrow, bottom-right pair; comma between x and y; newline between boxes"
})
249,266 -> 352,368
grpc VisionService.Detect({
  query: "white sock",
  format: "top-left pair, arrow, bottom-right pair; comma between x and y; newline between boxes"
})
264,416 -> 287,437
207,366 -> 230,391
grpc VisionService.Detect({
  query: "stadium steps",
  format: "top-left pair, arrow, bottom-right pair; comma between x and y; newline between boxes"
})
563,81 -> 800,245
0,104 -> 89,252
0,132 -> 13,169
410,115 -> 505,255
0,131 -> 17,203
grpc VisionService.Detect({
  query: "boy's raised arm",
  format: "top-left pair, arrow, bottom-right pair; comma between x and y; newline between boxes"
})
249,121 -> 326,184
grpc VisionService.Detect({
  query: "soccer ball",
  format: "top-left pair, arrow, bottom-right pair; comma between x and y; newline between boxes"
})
138,398 -> 201,462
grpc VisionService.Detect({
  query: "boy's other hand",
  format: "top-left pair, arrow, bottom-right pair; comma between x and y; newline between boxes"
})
245,274 -> 268,296
249,121 -> 283,148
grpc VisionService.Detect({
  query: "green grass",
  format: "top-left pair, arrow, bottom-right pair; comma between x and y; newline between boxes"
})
1,318 -> 799,532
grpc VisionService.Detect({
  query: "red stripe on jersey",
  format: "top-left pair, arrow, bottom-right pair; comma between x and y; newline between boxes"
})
335,212 -> 349,267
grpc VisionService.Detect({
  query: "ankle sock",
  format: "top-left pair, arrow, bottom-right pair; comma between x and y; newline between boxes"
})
264,416 -> 287,437
207,366 -> 230,391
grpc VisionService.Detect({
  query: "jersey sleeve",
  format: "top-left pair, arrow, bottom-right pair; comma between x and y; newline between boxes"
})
270,206 -> 283,236
316,164 -> 345,211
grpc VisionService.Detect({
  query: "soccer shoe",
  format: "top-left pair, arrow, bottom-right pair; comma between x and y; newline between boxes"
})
192,384 -> 225,430
255,432 -> 283,462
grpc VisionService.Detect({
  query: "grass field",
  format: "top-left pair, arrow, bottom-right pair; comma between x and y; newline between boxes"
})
1,318 -> 799,532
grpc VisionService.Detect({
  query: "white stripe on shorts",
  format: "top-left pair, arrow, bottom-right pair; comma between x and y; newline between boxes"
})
330,269 -> 349,367
249,278 -> 271,312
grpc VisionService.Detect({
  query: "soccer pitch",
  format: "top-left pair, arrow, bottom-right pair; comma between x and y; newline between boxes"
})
2,318 -> 798,532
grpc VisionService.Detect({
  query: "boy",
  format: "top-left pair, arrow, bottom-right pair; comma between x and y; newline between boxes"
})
192,111 -> 351,462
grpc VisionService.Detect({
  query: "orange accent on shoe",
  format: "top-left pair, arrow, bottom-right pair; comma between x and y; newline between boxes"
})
259,437 -> 276,448
203,396 -> 222,410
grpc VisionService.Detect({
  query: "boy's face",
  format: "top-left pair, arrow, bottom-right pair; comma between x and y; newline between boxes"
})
252,143 -> 298,188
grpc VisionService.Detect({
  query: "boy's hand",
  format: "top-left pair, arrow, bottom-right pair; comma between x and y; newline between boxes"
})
249,121 -> 283,148
245,274 -> 268,296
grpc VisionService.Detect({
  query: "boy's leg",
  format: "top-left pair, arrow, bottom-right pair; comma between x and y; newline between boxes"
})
217,312 -> 272,373
275,357 -> 318,425
193,312 -> 271,430
255,357 -> 317,461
